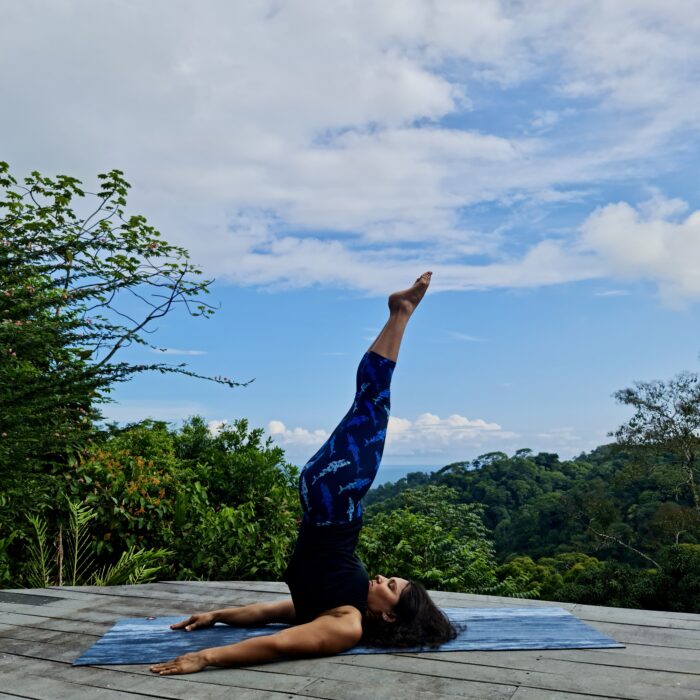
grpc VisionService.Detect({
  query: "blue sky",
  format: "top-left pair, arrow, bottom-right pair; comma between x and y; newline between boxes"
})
3,1 -> 700,469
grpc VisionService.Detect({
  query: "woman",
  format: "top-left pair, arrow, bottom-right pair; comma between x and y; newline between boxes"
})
151,271 -> 456,676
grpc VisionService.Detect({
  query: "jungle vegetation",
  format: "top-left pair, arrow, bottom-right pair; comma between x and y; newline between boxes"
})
1,163 -> 698,613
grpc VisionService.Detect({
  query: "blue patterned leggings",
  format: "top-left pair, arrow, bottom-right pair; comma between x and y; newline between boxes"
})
299,350 -> 396,526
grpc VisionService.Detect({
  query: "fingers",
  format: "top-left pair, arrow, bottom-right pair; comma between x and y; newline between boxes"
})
149,652 -> 203,676
170,615 -> 196,630
170,613 -> 214,631
150,662 -> 179,675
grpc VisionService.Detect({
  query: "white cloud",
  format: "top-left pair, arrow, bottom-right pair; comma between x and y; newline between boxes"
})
594,290 -> 630,298
532,427 -> 590,457
386,412 -> 519,455
266,411 -> 518,459
449,332 -> 485,342
3,1 -> 700,300
580,195 -> 700,304
208,419 -> 228,436
267,420 -> 330,447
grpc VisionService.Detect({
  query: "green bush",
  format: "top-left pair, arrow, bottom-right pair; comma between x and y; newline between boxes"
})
656,544 -> 700,612
360,485 -> 537,596
63,438 -> 178,557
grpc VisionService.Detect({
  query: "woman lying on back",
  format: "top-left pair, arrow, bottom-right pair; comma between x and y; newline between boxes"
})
150,272 -> 456,676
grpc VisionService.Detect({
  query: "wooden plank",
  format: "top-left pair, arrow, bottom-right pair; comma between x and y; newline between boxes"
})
0,669 -> 310,700
437,645 -> 700,675
158,581 -> 290,597
51,582 -> 287,602
161,581 -> 290,595
297,676 -> 507,700
1,645 -> 515,700
617,642 -> 700,662
592,621 -> 700,649
571,602 -> 700,624
1,594 -> 260,623
571,605 -> 700,630
330,650 -> 700,700
256,656 -> 516,700
0,626 -> 79,645
41,588 -> 285,612
0,656 -> 324,698
397,650 -> 697,692
54,662 -> 317,697
510,689 -> 636,700
1,632 -> 510,700
0,615 -> 109,637
0,671 -> 156,700
0,598 -> 91,619
511,686 -> 691,700
0,637 -> 79,664
1,587 -> 95,602
3,632 -> 510,700
429,592 -> 579,610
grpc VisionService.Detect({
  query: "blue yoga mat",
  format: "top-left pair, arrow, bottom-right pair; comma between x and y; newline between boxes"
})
73,606 -> 623,665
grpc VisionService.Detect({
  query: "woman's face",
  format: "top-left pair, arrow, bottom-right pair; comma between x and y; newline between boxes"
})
367,574 -> 409,621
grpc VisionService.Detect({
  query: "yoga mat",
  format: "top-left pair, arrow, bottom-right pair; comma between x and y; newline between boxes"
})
73,606 -> 623,666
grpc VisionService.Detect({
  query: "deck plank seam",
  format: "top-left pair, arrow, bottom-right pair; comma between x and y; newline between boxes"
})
329,653 -> 695,700
0,652 -> 322,699
401,652 -> 700,678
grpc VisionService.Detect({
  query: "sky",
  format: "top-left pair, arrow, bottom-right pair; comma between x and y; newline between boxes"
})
2,1 -> 700,471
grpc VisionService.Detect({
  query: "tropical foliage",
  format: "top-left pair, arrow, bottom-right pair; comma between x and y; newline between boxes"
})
2,163 -> 698,614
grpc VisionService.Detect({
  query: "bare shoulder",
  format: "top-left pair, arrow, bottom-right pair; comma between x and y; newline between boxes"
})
320,605 -> 363,630
273,606 -> 363,656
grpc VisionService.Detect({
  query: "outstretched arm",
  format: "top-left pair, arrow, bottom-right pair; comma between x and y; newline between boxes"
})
150,606 -> 363,676
171,600 -> 297,631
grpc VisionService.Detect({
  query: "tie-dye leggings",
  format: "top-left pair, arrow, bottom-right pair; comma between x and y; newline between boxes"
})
299,350 -> 396,526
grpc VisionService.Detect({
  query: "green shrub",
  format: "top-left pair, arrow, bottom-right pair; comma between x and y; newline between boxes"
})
360,485 -> 537,596
656,544 -> 700,612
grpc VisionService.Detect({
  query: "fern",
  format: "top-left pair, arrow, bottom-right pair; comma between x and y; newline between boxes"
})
24,500 -> 171,588
93,545 -> 171,586
65,499 -> 97,586
25,513 -> 53,588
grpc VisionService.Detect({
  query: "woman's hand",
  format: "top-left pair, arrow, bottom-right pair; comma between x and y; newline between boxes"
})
150,651 -> 208,676
170,612 -> 216,631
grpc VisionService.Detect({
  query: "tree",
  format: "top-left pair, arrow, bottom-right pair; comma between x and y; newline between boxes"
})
613,372 -> 700,510
650,502 -> 700,545
657,544 -> 700,612
0,163 -> 249,479
360,485 -> 537,596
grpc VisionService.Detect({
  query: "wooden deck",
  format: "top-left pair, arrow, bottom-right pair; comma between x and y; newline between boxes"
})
0,581 -> 698,700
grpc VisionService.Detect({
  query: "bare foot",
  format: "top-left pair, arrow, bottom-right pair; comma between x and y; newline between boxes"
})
388,271 -> 432,315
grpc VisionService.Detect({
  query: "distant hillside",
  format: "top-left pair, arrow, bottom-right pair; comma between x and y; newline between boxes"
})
365,445 -> 699,564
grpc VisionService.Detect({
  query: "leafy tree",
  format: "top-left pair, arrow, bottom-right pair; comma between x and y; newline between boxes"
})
650,502 -> 700,546
171,417 -> 300,580
360,485 -> 537,596
656,544 -> 700,612
556,560 -> 660,609
0,162 -> 246,481
59,417 -> 301,583
613,372 -> 700,510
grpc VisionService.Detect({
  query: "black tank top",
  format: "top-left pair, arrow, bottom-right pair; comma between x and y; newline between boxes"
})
283,519 -> 369,624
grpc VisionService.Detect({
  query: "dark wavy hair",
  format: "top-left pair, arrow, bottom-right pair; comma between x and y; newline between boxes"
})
361,580 -> 458,648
